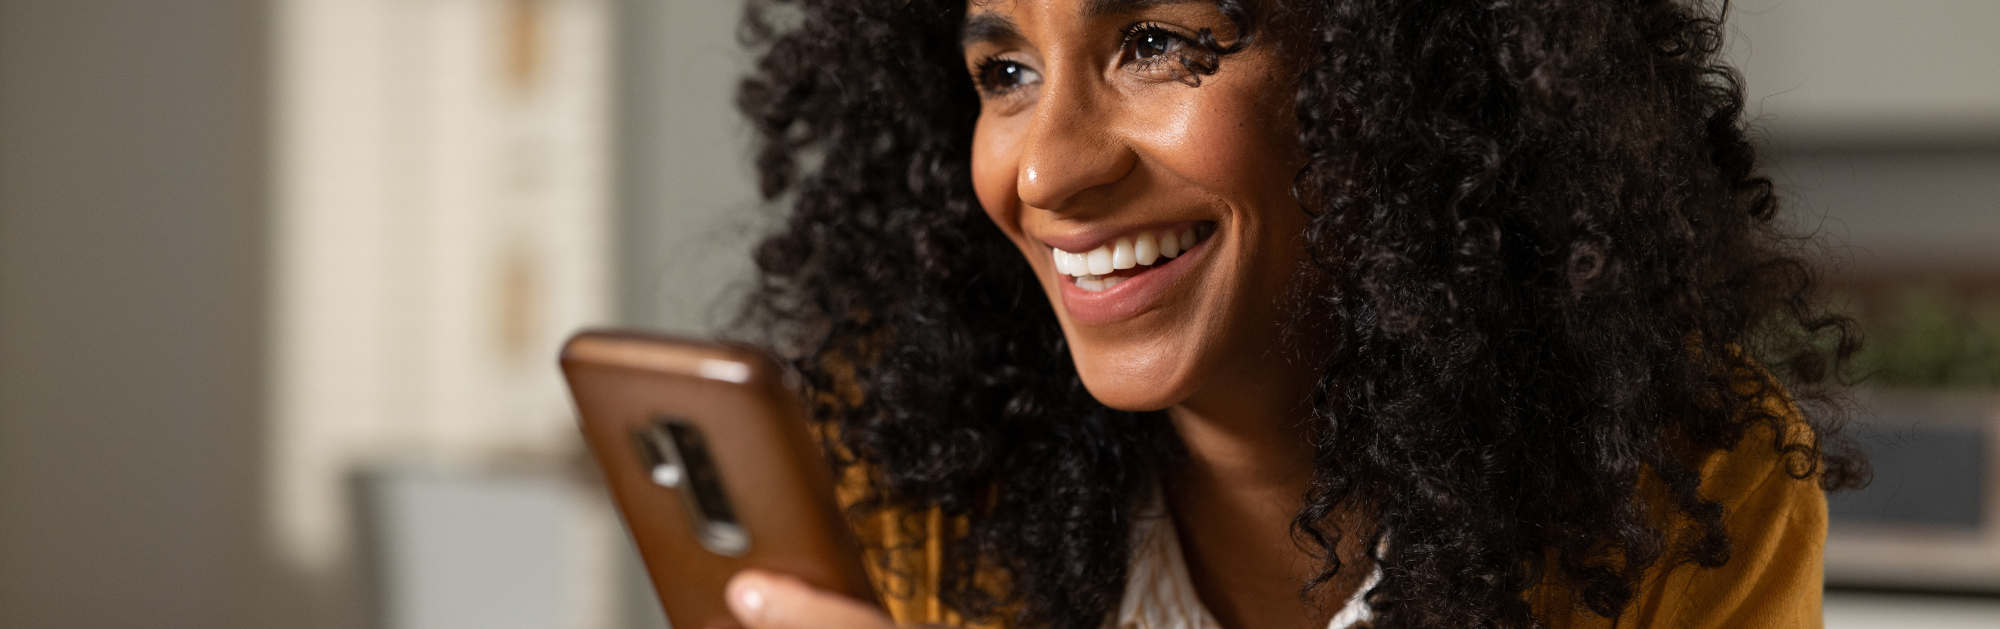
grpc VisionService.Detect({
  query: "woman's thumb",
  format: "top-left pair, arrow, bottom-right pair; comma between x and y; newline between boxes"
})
725,569 -> 894,629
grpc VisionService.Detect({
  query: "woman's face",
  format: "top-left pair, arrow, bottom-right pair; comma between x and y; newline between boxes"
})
966,0 -> 1312,412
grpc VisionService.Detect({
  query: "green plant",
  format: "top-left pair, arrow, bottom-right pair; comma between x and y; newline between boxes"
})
1854,286 -> 2000,388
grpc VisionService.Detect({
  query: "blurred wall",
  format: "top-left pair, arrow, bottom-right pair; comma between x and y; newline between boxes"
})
1730,0 -> 2000,278
1730,0 -> 2000,146
615,0 -> 761,335
0,1 -> 304,628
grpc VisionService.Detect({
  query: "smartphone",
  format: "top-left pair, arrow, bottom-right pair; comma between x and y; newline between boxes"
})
560,330 -> 877,629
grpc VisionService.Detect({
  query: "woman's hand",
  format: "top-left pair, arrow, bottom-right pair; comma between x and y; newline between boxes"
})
725,569 -> 898,629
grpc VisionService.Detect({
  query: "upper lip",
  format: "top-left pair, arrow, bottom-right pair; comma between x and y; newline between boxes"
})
1033,220 -> 1208,253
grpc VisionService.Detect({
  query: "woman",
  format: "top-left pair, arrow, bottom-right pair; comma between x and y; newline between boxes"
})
725,0 -> 1865,627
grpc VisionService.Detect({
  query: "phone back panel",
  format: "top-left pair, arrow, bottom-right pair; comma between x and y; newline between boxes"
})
561,331 -> 875,629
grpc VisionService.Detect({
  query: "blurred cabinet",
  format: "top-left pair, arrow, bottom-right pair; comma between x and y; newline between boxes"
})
1825,390 -> 2000,592
356,467 -> 619,629
269,0 -> 616,621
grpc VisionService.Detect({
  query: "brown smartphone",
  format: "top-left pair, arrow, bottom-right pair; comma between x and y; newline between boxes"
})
560,330 -> 877,629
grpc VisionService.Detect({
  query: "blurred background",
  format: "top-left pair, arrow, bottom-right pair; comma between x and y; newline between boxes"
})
0,0 -> 1995,628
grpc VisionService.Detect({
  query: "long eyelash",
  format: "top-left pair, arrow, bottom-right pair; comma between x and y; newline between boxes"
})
1117,22 -> 1222,85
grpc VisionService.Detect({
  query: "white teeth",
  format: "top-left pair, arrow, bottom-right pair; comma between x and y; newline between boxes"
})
1050,225 -> 1208,283
1086,247 -> 1113,275
1050,250 -> 1081,276
1072,274 -> 1125,293
1111,237 -> 1135,270
1134,232 -> 1159,266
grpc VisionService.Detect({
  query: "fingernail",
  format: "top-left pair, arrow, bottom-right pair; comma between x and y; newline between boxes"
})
733,585 -> 765,615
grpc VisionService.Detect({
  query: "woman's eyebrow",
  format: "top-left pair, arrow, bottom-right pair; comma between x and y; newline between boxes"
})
1084,0 -> 1205,18
962,12 -> 1023,46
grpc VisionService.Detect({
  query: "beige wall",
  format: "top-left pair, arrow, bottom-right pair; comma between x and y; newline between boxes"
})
1731,0 -> 2000,145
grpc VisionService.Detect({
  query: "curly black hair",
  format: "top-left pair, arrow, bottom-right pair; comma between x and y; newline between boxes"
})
731,0 -> 1868,627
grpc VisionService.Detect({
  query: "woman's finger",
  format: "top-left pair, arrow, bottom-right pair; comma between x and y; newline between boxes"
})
725,569 -> 896,629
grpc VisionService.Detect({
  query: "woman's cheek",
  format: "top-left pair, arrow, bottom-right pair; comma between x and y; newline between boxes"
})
1163,113 -> 1277,199
1122,65 -> 1295,205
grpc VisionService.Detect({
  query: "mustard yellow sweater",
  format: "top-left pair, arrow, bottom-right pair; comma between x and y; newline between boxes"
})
843,405 -> 1827,629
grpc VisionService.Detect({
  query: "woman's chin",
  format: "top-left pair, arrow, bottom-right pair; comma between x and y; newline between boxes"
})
1071,352 -> 1198,413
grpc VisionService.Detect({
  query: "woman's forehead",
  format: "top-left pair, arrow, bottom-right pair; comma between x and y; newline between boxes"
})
963,0 -> 1218,46
966,0 -> 1212,20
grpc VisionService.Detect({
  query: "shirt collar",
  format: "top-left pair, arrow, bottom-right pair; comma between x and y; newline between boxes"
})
1110,503 -> 1376,629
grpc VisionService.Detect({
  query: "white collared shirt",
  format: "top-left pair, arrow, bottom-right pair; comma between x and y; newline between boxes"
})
1111,511 -> 1375,629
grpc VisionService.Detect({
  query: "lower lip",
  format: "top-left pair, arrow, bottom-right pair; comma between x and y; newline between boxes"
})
1055,238 -> 1209,325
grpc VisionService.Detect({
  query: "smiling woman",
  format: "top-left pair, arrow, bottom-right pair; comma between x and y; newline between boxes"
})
730,0 -> 1866,628
964,0 -> 1309,414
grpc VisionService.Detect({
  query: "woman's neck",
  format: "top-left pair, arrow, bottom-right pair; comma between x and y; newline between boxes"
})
1163,353 -> 1351,629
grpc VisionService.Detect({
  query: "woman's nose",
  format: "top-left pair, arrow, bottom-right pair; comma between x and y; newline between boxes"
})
1015,74 -> 1135,212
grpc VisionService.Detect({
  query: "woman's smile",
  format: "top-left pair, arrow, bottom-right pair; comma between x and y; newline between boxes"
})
1040,221 -> 1214,322
966,0 -> 1308,411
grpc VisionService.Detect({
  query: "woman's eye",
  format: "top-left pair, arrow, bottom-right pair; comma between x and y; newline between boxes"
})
975,59 -> 1040,96
1132,31 -> 1176,60
1121,25 -> 1186,65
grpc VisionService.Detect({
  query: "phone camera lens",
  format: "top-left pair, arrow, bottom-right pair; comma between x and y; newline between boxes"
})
651,463 -> 683,488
